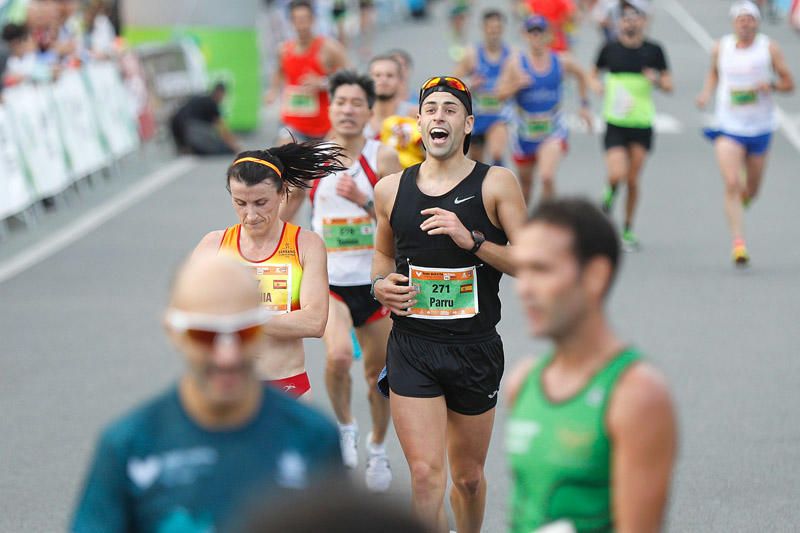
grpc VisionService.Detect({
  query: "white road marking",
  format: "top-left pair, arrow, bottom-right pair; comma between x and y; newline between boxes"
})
662,0 -> 800,152
0,157 -> 196,284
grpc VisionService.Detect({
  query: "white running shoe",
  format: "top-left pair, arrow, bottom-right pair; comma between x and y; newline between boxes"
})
365,433 -> 392,492
338,423 -> 359,469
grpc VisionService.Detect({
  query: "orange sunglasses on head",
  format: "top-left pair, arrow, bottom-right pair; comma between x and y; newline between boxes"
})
420,76 -> 470,96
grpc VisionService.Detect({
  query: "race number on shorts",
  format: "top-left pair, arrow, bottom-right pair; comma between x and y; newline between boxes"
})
408,264 -> 479,319
253,264 -> 292,314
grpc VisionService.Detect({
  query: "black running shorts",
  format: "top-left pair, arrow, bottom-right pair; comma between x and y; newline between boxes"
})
604,123 -> 653,152
330,284 -> 389,328
385,328 -> 504,415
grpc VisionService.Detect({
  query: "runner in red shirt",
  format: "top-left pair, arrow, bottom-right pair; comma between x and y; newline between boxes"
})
524,0 -> 576,52
265,0 -> 348,143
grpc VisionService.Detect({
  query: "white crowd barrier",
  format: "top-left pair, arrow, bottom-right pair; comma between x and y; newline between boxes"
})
0,62 -> 141,221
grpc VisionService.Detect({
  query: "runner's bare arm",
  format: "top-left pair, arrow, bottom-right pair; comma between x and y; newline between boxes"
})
324,37 -> 350,73
655,70 -> 673,94
494,53 -> 524,101
608,364 -> 677,533
503,356 -> 538,407
191,230 -> 225,260
562,54 -> 594,130
279,187 -> 308,224
265,49 -> 284,105
696,43 -> 719,108
377,144 -> 402,178
453,45 -> 476,80
769,41 -> 795,93
371,173 -> 417,316
419,167 -> 524,276
262,230 -> 329,339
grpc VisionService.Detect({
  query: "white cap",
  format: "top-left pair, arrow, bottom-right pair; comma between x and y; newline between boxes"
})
623,0 -> 651,15
730,0 -> 761,20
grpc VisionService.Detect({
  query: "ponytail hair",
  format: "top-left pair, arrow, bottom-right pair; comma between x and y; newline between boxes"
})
227,138 -> 348,192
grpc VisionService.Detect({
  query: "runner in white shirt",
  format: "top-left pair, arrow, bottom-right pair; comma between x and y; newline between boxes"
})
306,70 -> 402,491
696,0 -> 794,266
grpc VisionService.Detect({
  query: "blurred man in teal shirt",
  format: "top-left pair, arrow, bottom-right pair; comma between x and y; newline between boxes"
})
71,255 -> 343,533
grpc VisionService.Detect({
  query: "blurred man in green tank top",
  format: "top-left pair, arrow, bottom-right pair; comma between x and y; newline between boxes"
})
505,198 -> 677,532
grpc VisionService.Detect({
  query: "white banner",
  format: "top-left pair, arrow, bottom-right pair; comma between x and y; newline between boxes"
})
85,62 -> 140,158
4,84 -> 71,198
0,106 -> 34,220
52,69 -> 109,178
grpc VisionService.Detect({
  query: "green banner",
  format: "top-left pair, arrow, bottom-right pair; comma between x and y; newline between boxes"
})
124,26 -> 261,132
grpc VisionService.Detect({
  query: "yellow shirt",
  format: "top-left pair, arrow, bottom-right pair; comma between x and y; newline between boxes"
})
218,223 -> 303,313
380,115 -> 425,168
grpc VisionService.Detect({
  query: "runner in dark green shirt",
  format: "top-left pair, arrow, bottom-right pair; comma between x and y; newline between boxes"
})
506,198 -> 677,533
71,255 -> 343,533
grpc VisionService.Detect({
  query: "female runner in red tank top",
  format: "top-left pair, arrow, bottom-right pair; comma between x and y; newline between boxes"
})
193,141 -> 347,398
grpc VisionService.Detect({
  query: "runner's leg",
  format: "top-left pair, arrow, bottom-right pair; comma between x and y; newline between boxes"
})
516,159 -> 536,206
536,137 -> 565,201
355,316 -> 392,444
715,136 -> 748,240
324,296 -> 355,425
391,393 -> 449,532
486,122 -> 508,166
623,143 -> 648,231
603,146 -> 628,212
744,152 -> 767,204
447,408 -> 496,533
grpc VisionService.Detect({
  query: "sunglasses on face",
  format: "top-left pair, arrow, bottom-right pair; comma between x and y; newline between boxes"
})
526,26 -> 546,34
165,307 -> 270,347
420,76 -> 471,96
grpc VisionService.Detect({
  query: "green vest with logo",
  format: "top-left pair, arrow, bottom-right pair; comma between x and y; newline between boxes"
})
507,349 -> 641,533
603,73 -> 655,128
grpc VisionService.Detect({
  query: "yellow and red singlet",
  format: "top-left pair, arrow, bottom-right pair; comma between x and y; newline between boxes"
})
218,223 -> 303,314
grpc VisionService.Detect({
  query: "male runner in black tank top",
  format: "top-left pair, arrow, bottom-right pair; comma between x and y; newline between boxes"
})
371,76 -> 526,533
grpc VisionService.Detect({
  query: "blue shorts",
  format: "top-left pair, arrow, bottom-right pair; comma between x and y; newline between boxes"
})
473,114 -> 504,137
703,129 -> 772,156
512,127 -> 569,164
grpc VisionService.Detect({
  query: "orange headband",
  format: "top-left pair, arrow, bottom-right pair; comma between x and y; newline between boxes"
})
232,157 -> 282,177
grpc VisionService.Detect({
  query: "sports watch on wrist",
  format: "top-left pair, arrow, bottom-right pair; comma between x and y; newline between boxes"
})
469,230 -> 486,254
362,199 -> 375,211
370,275 -> 385,300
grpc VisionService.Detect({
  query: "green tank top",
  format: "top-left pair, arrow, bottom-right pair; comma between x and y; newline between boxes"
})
603,73 -> 655,128
507,348 -> 641,533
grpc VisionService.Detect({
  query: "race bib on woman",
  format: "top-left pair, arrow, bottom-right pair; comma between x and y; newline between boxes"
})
253,264 -> 292,314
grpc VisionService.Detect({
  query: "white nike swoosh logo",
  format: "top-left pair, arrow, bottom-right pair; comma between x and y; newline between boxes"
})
454,196 -> 475,205
487,390 -> 499,399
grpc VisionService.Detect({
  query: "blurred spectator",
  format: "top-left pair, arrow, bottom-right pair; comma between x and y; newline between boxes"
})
53,0 -> 84,63
26,0 -> 61,66
169,82 -> 241,155
236,481 -> 432,533
2,23 -> 51,86
83,0 -> 117,59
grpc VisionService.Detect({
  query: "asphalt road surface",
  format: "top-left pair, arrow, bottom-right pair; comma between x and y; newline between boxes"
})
2,1 -> 799,531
